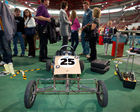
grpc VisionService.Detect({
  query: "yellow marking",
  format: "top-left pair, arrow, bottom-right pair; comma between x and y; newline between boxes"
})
13,74 -> 16,77
36,68 -> 40,70
10,76 -> 13,78
9,68 -> 41,80
24,70 -> 29,72
30,69 -> 35,71
23,78 -> 27,80
114,71 -> 117,75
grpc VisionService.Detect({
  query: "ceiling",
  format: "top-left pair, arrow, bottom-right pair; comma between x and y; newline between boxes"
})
7,0 -> 140,11
5,0 -> 140,28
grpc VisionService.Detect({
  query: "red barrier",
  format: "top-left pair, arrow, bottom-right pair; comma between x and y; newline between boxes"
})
111,41 -> 125,57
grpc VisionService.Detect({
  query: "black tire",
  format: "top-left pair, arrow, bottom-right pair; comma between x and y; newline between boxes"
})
24,80 -> 37,108
56,50 -> 61,56
52,67 -> 54,75
80,60 -> 84,73
96,80 -> 108,107
46,60 -> 51,71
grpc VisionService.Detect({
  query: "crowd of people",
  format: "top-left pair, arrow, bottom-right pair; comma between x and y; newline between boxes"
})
0,0 -> 108,74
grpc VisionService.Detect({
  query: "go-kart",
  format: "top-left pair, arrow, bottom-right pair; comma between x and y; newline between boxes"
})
24,45 -> 108,108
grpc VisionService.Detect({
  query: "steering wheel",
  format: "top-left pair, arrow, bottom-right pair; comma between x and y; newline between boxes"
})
59,45 -> 75,56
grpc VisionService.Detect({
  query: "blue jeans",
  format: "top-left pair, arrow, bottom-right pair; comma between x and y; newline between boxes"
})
0,30 -> 12,63
13,32 -> 25,55
81,31 -> 89,55
71,30 -> 79,51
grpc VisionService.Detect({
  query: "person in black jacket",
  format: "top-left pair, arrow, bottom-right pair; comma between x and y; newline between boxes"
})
83,7 -> 101,62
13,8 -> 25,57
48,17 -> 57,44
114,27 -> 118,34
35,0 -> 52,62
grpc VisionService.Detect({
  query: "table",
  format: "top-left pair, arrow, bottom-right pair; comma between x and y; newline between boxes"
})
125,50 -> 140,73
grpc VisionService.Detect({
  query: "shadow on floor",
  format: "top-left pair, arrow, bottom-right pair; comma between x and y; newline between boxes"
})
0,101 -> 26,112
13,56 -> 39,67
104,76 -> 134,92
132,105 -> 140,112
98,54 -> 114,60
28,95 -> 103,112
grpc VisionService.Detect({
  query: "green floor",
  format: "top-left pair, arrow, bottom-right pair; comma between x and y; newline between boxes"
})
0,41 -> 140,112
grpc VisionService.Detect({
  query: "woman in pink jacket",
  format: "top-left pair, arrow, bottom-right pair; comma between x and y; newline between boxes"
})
70,10 -> 80,51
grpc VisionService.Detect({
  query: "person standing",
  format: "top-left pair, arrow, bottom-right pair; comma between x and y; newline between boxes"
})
36,0 -> 51,62
59,1 -> 72,50
70,10 -> 80,51
103,21 -> 114,55
80,1 -> 93,58
114,27 -> 118,35
0,55 -> 4,66
0,18 -> 4,66
84,8 -> 101,62
13,8 -> 25,57
24,9 -> 36,57
0,2 -> 16,75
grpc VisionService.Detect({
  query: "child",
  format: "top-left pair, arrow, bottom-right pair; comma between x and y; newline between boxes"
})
103,21 -> 114,55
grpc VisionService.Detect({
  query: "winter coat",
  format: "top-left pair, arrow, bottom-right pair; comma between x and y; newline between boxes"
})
59,9 -> 71,37
0,2 -> 16,41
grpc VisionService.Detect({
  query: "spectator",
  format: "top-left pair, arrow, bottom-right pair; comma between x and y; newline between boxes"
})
132,27 -> 136,30
136,26 -> 140,36
80,1 -> 93,58
59,1 -> 72,50
0,55 -> 4,66
69,10 -> 80,51
137,26 -> 140,30
24,9 -> 36,57
13,8 -> 25,57
125,26 -> 129,45
114,26 -> 118,34
36,0 -> 51,62
0,2 -> 16,74
125,26 -> 128,30
103,21 -> 114,55
83,7 -> 101,62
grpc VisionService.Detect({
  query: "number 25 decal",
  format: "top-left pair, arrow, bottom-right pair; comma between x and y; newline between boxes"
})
60,58 -> 75,65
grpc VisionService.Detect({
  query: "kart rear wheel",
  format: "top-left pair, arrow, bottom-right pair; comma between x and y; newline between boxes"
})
24,80 -> 37,108
80,60 -> 84,73
46,60 -> 51,71
56,50 -> 61,56
96,80 -> 108,107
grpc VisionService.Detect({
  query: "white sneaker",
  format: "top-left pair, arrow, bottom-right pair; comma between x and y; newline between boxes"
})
4,64 -> 10,74
8,63 -> 15,74
0,71 -> 8,76
0,61 -> 5,66
28,56 -> 33,58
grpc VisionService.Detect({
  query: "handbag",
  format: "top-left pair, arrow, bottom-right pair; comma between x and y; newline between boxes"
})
24,18 -> 35,35
25,27 -> 35,35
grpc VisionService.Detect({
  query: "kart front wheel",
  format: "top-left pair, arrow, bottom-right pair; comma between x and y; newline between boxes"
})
24,80 -> 37,108
46,60 -> 51,71
96,80 -> 108,107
